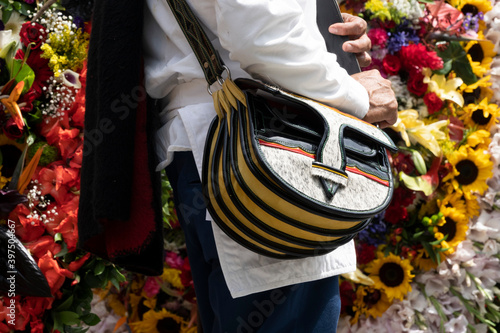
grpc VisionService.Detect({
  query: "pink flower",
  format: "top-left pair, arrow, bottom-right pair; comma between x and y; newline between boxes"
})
368,28 -> 388,48
144,277 -> 161,298
165,251 -> 184,269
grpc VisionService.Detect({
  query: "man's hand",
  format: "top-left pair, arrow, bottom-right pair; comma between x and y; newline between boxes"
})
351,70 -> 398,128
329,13 -> 372,67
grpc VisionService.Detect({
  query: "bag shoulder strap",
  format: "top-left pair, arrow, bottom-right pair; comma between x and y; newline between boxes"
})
165,0 -> 225,85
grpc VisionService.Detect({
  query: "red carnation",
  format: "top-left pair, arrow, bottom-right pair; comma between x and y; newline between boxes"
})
424,92 -> 444,114
367,28 -> 388,48
356,243 -> 377,265
382,54 -> 401,76
400,44 -> 443,71
339,281 -> 356,314
19,22 -> 47,49
407,70 -> 428,96
384,205 -> 408,224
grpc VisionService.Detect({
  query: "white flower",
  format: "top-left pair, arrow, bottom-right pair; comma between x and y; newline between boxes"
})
448,240 -> 477,263
444,314 -> 468,333
483,239 -> 499,256
3,11 -> 24,44
469,210 -> 500,242
416,270 -> 450,297
60,69 -> 82,88
406,286 -> 428,313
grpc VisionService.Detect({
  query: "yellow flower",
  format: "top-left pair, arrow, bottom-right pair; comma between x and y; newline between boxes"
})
413,248 -> 440,270
433,206 -> 469,255
460,75 -> 493,104
365,252 -> 414,301
0,166 -> 10,189
460,98 -> 500,130
445,145 -> 493,194
352,286 -> 392,322
451,0 -> 492,16
41,24 -> 89,76
438,190 -> 468,218
365,0 -> 392,21
129,308 -> 185,333
423,69 -> 464,107
463,31 -> 496,78
391,109 -> 448,156
161,268 -> 184,290
466,129 -> 491,149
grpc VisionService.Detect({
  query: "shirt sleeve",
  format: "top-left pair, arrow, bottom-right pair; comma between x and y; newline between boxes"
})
213,0 -> 369,119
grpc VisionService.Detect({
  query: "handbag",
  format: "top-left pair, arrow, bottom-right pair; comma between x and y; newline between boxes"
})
165,0 -> 398,259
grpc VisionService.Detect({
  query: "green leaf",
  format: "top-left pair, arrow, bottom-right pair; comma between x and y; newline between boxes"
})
56,295 -> 74,311
399,172 -> 435,196
54,242 -> 69,257
57,311 -> 81,326
434,60 -> 452,75
81,313 -> 101,326
94,261 -> 105,276
437,41 -> 477,85
14,1 -> 34,15
1,7 -> 12,23
412,231 -> 425,239
11,59 -> 35,93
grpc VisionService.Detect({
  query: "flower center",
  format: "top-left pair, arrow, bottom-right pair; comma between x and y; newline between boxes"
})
463,87 -> 481,104
455,159 -> 479,185
471,109 -> 492,125
438,217 -> 457,242
156,317 -> 180,333
379,262 -> 405,287
363,289 -> 382,307
468,44 -> 484,63
461,4 -> 479,16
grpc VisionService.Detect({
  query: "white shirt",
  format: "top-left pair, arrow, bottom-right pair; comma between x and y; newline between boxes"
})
143,0 -> 368,298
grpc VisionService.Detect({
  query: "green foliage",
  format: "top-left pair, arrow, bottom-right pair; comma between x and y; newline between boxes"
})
436,41 -> 477,85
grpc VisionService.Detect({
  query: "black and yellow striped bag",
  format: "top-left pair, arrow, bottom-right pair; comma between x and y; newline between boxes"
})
166,0 -> 397,259
203,78 -> 396,258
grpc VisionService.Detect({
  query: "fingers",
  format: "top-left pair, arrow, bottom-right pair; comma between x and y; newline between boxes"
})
343,33 -> 371,53
329,13 -> 367,38
355,51 -> 372,68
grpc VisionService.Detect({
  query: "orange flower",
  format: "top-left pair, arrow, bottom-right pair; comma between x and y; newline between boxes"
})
37,251 -> 74,296
68,252 -> 91,272
24,235 -> 62,260
8,204 -> 45,243
1,81 -> 25,130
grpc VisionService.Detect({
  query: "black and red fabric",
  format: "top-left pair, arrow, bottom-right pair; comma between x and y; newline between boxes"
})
77,0 -> 164,276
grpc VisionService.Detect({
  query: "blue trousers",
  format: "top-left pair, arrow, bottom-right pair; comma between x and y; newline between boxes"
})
166,152 -> 340,333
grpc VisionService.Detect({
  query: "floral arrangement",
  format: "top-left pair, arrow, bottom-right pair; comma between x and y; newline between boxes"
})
336,0 -> 500,331
2,0 -> 500,332
0,1 -> 126,332
89,178 -> 198,333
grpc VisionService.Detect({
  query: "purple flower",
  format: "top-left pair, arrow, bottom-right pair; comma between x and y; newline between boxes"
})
357,216 -> 388,246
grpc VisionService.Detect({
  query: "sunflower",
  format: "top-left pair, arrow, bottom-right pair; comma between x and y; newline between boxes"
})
451,0 -> 492,15
460,75 -> 493,105
433,206 -> 469,255
438,191 -> 468,218
463,32 -> 496,78
352,285 -> 392,321
444,145 -> 493,194
129,308 -> 185,333
365,252 -> 414,301
460,98 -> 500,130
413,248 -> 440,270
466,129 -> 491,150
